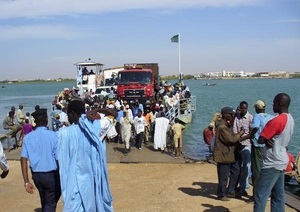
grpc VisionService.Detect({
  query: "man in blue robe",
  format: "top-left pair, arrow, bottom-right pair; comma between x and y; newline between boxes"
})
56,99 -> 116,212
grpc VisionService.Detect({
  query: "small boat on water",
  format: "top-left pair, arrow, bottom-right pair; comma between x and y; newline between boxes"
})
1,85 -> 5,88
202,83 -> 216,86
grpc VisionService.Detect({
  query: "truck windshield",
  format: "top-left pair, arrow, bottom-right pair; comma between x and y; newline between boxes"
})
118,72 -> 151,84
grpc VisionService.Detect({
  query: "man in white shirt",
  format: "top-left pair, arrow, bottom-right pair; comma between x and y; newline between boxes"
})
133,109 -> 146,150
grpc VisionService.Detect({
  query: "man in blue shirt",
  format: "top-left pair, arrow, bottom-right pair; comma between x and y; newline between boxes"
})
248,100 -> 274,202
20,108 -> 61,211
115,105 -> 124,143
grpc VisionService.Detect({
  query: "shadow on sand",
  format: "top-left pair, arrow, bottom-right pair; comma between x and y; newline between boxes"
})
178,181 -> 217,198
178,182 -> 230,211
201,203 -> 230,212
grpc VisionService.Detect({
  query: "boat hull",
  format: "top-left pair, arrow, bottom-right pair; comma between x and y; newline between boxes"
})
177,113 -> 192,124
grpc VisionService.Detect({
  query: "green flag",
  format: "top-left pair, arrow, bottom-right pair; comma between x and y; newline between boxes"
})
171,34 -> 179,43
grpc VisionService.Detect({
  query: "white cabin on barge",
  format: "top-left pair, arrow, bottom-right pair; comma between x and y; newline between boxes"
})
75,59 -> 104,95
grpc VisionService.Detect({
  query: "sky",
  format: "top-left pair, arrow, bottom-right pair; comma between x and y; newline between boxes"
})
0,0 -> 299,80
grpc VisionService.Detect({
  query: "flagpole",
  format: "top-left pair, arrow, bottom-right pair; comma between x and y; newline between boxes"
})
178,32 -> 181,81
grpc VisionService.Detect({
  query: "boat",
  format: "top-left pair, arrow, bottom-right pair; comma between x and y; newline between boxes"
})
165,79 -> 196,124
60,59 -> 196,124
1,85 -> 5,88
165,96 -> 196,124
202,83 -> 216,86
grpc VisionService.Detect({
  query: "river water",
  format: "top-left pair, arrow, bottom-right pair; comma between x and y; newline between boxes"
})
1,78 -> 300,192
1,79 -> 299,158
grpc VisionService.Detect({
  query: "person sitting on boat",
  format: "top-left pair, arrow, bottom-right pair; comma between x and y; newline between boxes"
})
203,122 -> 215,152
71,87 -> 80,99
181,85 -> 191,98
82,67 -> 89,84
89,69 -> 95,75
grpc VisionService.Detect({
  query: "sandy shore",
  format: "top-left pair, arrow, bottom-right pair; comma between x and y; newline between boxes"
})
0,160 -> 297,212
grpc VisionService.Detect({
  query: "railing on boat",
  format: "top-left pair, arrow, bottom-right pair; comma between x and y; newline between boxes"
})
165,95 -> 196,123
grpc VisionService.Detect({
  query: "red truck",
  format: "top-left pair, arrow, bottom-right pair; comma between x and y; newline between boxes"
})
116,63 -> 159,105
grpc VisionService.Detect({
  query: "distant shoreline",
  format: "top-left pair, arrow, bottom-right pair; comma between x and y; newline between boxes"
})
1,75 -> 300,84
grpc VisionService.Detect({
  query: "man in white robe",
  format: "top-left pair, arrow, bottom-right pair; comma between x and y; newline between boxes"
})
154,112 -> 169,151
120,111 -> 132,153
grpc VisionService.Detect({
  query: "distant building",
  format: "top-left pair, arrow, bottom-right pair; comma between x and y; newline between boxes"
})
268,71 -> 289,78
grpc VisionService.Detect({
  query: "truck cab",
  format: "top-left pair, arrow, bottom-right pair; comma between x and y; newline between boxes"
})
116,63 -> 159,104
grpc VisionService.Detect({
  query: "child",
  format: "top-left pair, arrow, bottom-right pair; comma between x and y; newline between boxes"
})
171,118 -> 185,157
23,118 -> 33,135
53,114 -> 61,131
20,118 -> 33,147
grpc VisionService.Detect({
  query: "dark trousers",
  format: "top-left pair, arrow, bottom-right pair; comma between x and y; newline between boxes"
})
115,122 -> 122,143
135,132 -> 144,148
217,161 -> 240,198
251,145 -> 264,195
32,171 -> 61,212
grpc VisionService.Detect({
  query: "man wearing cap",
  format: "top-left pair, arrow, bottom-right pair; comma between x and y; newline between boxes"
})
254,93 -> 294,212
213,107 -> 245,201
20,109 -> 61,211
232,101 -> 253,197
125,104 -> 133,121
247,100 -> 274,202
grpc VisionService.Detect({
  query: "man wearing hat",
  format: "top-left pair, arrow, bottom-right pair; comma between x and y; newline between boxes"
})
247,100 -> 274,202
21,109 -> 61,211
213,107 -> 245,201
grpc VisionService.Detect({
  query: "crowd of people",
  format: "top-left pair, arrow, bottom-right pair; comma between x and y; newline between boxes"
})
51,80 -> 192,156
203,93 -> 294,212
52,91 -> 186,156
1,81 -> 190,211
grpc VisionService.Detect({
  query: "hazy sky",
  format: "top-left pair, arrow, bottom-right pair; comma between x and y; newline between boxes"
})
0,0 -> 299,80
